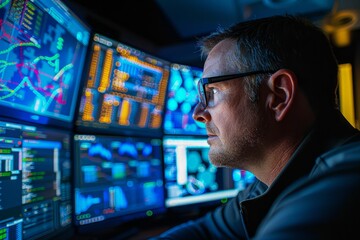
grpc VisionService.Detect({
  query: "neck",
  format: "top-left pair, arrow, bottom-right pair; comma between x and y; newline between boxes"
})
251,105 -> 316,186
253,137 -> 303,186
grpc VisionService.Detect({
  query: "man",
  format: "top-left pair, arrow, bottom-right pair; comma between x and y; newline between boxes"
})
152,15 -> 360,239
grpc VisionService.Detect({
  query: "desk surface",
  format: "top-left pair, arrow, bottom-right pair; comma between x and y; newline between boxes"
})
71,216 -> 189,240
70,207 -> 217,239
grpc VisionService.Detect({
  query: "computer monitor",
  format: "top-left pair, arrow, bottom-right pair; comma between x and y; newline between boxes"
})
163,63 -> 206,135
0,118 -> 72,239
75,33 -> 170,137
163,136 -> 255,210
0,0 -> 90,129
73,134 -> 166,235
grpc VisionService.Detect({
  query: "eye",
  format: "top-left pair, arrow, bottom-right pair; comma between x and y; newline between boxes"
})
210,87 -> 219,94
206,87 -> 219,103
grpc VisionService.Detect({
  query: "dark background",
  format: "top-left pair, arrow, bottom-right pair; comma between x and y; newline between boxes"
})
63,0 -> 360,68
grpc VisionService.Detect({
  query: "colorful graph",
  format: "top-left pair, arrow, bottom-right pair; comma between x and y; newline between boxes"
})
0,0 -> 89,122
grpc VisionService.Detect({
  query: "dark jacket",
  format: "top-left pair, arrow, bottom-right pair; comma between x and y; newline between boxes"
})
152,111 -> 360,239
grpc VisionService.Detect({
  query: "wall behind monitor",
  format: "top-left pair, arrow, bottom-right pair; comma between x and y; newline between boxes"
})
62,0 -> 204,68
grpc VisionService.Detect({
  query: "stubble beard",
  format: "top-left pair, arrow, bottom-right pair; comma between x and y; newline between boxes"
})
208,109 -> 266,170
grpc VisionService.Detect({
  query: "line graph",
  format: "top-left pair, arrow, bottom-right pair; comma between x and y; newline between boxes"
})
0,0 -> 89,123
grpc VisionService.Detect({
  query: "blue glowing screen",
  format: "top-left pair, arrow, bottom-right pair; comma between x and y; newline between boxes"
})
0,118 -> 72,239
164,63 -> 206,135
0,0 -> 90,127
73,134 -> 166,227
163,136 -> 255,208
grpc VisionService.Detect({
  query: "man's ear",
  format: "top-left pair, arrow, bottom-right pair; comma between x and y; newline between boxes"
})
266,69 -> 297,121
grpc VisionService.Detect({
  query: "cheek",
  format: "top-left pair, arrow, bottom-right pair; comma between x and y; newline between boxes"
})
211,88 -> 252,133
214,98 -> 257,134
212,104 -> 243,132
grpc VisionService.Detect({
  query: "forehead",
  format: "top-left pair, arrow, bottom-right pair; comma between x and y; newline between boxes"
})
203,39 -> 238,77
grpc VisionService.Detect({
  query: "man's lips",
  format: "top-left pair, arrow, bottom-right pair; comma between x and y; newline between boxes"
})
207,134 -> 218,143
206,126 -> 216,136
206,126 -> 218,141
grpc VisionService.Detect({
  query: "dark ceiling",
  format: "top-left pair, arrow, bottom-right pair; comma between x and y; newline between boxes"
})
64,0 -> 360,68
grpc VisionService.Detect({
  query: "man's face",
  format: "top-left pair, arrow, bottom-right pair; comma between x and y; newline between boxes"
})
193,39 -> 268,169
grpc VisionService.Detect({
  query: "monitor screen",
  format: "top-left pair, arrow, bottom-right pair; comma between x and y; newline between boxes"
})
75,33 -> 170,137
163,136 -> 255,209
0,118 -> 72,239
163,63 -> 206,135
0,0 -> 90,129
73,134 -> 166,234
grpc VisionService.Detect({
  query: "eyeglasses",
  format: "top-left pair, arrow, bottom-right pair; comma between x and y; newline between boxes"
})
196,70 -> 276,108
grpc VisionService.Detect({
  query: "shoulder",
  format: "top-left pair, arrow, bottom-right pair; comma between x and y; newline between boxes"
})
283,139 -> 360,204
310,139 -> 360,175
254,140 -> 360,239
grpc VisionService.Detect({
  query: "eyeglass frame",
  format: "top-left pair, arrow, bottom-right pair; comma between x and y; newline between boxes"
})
196,70 -> 277,108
